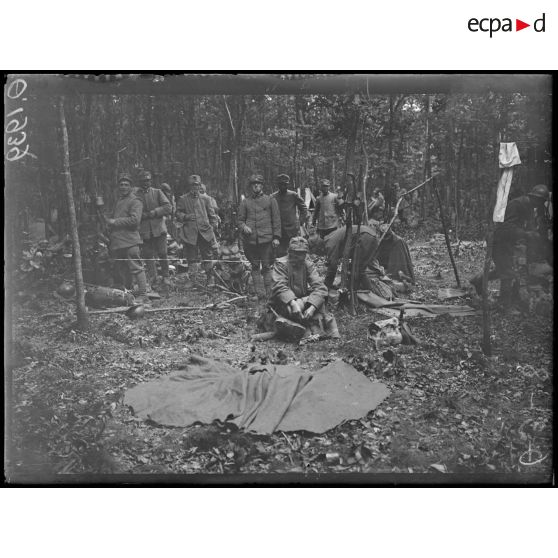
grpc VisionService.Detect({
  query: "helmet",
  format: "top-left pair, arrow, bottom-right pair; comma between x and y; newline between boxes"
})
528,184 -> 550,201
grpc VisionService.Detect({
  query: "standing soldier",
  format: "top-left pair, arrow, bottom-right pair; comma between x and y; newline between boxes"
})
312,178 -> 342,238
176,174 -> 219,287
272,173 -> 308,257
199,183 -> 222,233
135,170 -> 172,287
470,184 -> 550,308
105,174 -> 149,301
161,182 -> 178,240
238,173 -> 281,300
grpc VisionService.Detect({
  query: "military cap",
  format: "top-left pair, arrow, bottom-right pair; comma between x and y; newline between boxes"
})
249,174 -> 264,185
276,174 -> 290,184
117,173 -> 133,184
137,170 -> 152,181
187,174 -> 202,185
320,179 -> 331,187
288,236 -> 309,253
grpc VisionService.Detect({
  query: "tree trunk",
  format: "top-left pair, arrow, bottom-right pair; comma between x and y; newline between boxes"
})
59,97 -> 89,331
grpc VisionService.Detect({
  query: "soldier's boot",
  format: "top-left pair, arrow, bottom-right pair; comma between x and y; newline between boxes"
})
133,270 -> 148,298
263,269 -> 273,299
251,271 -> 265,301
325,314 -> 341,339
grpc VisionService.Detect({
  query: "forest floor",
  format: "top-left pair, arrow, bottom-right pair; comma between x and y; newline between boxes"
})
7,236 -> 553,482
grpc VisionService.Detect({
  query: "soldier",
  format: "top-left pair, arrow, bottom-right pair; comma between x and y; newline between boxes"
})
272,173 -> 308,257
135,170 -> 172,287
308,225 -> 391,297
238,173 -> 281,300
470,184 -> 550,307
105,174 -> 149,301
312,178 -> 342,238
199,183 -> 222,231
368,187 -> 385,222
270,236 -> 339,338
161,182 -> 179,240
176,174 -> 219,287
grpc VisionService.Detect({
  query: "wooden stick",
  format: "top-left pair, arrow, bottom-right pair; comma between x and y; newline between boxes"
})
372,175 -> 436,260
41,296 -> 247,319
432,177 -> 462,288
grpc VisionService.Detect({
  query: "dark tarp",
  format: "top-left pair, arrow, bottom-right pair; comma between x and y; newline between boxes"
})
123,355 -> 390,435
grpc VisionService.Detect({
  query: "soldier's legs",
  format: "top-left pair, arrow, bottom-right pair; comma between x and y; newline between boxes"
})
198,235 -> 218,285
244,242 -> 265,299
125,245 -> 148,296
141,237 -> 158,284
260,242 -> 275,297
111,248 -> 132,290
154,233 -> 170,278
493,241 -> 515,307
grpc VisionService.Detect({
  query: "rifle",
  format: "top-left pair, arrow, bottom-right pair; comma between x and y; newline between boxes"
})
339,173 -> 357,314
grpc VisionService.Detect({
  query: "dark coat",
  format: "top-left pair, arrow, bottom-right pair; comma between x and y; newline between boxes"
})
323,225 -> 379,286
109,193 -> 143,250
313,192 -> 342,230
176,192 -> 218,245
271,256 -> 328,310
135,187 -> 171,239
272,190 -> 308,238
238,193 -> 281,245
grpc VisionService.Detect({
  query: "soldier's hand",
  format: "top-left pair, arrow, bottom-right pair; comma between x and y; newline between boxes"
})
272,238 -> 280,249
242,224 -> 252,235
105,218 -> 116,227
303,304 -> 316,320
288,299 -> 303,317
148,210 -> 157,218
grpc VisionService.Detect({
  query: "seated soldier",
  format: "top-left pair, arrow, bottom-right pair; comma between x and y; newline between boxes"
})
270,236 -> 339,339
376,224 -> 415,284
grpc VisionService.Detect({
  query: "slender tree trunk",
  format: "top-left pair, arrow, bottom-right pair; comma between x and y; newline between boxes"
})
59,97 -> 89,331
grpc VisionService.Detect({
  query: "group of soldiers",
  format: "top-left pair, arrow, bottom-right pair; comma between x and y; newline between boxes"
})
103,166 -> 551,329
103,168 -> 418,338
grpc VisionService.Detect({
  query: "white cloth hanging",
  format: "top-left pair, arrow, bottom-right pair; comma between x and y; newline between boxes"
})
498,142 -> 521,168
493,143 -> 521,222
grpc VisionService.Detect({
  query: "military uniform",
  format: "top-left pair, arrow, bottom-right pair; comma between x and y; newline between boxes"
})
176,175 -> 219,283
270,236 -> 339,338
322,226 -> 380,290
107,174 -> 148,295
238,174 -> 281,298
312,180 -> 342,238
272,174 -> 308,257
135,171 -> 172,285
471,185 -> 550,305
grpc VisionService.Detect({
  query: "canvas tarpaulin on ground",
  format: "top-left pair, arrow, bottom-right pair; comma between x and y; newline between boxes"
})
123,355 -> 390,435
